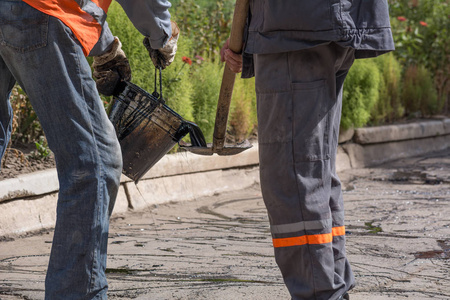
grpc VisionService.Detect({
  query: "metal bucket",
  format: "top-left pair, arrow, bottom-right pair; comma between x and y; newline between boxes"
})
108,81 -> 205,182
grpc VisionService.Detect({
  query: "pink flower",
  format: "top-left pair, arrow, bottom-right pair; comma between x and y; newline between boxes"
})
397,16 -> 407,22
419,21 -> 428,27
194,55 -> 205,64
195,55 -> 204,61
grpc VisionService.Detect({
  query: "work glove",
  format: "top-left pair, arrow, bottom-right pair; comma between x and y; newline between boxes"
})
92,37 -> 131,96
143,21 -> 179,69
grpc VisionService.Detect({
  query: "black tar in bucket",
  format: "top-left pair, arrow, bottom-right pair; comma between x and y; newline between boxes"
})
108,72 -> 206,182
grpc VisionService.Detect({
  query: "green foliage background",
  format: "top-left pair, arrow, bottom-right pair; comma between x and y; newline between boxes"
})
341,60 -> 381,130
106,0 -> 256,143
402,64 -> 438,116
6,0 -> 449,153
372,53 -> 404,125
388,0 -> 449,113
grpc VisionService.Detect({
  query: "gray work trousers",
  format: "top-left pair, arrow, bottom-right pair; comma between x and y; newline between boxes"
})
255,43 -> 355,300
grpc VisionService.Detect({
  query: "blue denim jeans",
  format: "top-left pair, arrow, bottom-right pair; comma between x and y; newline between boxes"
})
0,1 -> 122,299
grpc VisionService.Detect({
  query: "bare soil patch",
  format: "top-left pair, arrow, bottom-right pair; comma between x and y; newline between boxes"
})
0,143 -> 56,180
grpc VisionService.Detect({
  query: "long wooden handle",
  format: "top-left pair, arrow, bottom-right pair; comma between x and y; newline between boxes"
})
212,0 -> 249,151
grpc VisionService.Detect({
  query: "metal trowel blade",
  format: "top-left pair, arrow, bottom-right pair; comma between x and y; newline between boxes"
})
180,139 -> 252,156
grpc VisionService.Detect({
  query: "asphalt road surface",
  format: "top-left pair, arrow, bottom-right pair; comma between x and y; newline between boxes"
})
0,149 -> 449,300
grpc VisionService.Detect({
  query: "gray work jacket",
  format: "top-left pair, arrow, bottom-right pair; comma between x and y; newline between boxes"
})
116,0 -> 172,49
93,0 -> 172,56
243,0 -> 395,77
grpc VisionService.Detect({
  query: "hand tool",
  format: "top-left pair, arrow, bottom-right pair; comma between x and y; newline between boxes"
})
180,0 -> 252,156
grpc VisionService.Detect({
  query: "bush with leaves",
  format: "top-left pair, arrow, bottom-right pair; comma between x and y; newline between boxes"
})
108,1 -> 256,143
371,52 -> 404,125
341,59 -> 381,130
11,0 -> 449,164
189,60 -> 223,141
389,0 -> 449,113
229,77 -> 257,141
170,0 -> 234,60
107,2 -> 195,120
32,136 -> 52,160
401,64 -> 438,117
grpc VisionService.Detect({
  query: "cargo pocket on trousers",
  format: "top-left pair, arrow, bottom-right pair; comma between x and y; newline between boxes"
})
291,79 -> 332,162
0,2 -> 49,53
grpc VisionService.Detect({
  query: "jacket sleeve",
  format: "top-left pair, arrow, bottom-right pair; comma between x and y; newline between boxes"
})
116,0 -> 172,49
89,21 -> 115,57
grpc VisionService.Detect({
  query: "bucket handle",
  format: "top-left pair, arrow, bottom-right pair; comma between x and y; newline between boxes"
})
152,67 -> 165,104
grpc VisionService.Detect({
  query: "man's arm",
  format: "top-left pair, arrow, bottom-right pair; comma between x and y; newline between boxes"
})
92,0 -> 176,95
116,0 -> 172,49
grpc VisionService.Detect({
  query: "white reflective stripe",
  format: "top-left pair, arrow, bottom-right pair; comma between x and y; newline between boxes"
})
270,219 -> 332,234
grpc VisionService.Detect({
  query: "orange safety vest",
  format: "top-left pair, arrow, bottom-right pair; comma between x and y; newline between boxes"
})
23,0 -> 112,56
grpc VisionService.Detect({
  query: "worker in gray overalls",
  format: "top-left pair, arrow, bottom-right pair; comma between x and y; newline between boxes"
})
221,1 -> 395,299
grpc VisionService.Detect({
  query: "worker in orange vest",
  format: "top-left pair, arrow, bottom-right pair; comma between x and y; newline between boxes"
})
0,0 -> 178,299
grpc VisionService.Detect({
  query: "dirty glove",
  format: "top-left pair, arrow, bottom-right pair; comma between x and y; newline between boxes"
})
92,37 -> 131,96
143,21 -> 179,69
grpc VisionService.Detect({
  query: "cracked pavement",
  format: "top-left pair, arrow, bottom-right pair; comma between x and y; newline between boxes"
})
0,149 -> 449,299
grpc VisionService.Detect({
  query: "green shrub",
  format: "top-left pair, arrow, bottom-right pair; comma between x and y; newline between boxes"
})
229,77 -> 257,141
371,52 -> 404,124
108,1 -> 256,142
401,64 -> 438,117
160,46 -> 195,121
32,136 -> 52,160
189,60 -> 223,142
389,0 -> 449,113
341,59 -> 381,130
170,0 -> 234,59
107,2 -> 195,120
187,60 -> 257,143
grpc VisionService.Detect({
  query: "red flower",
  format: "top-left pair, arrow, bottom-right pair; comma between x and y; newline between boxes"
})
419,21 -> 428,27
397,16 -> 407,22
182,56 -> 192,65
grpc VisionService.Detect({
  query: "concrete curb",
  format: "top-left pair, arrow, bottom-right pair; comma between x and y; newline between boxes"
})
1,118 -> 449,237
0,145 -> 262,237
353,119 -> 449,144
344,119 -> 450,168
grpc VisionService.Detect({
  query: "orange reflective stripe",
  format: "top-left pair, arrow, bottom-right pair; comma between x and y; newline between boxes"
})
332,226 -> 346,236
23,0 -> 105,56
273,235 -> 308,248
308,233 -> 333,244
273,226 -> 346,248
273,233 -> 332,248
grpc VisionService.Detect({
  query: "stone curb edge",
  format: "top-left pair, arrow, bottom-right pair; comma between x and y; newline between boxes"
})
1,118 -> 449,236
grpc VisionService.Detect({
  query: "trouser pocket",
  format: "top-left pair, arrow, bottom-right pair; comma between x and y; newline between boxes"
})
0,1 -> 48,52
291,79 -> 332,162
